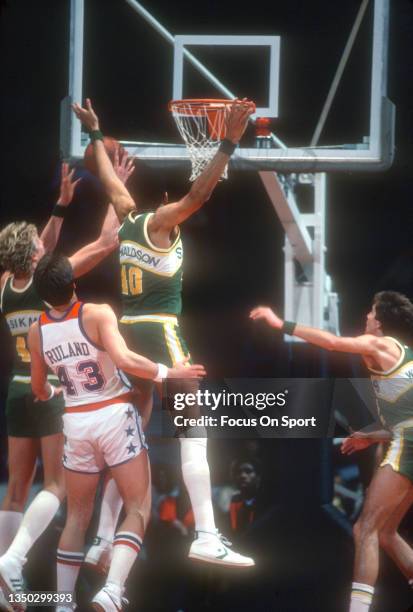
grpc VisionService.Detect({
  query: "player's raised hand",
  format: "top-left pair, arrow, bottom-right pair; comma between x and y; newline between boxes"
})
168,358 -> 207,379
341,432 -> 375,455
57,162 -> 81,207
72,98 -> 100,132
225,98 -> 256,144
114,148 -> 135,185
250,306 -> 283,330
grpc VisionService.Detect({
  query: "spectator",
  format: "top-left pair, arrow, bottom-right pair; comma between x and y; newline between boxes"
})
229,458 -> 262,534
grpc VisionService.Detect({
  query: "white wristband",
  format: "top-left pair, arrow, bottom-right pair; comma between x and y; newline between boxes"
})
154,363 -> 169,382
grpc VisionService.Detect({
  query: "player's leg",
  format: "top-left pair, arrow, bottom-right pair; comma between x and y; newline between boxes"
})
350,465 -> 411,612
0,437 -> 37,551
378,486 -> 413,580
0,437 -> 37,610
84,472 -> 123,576
122,318 -> 254,566
91,449 -> 151,611
57,469 -> 100,612
0,432 -> 65,574
84,388 -> 152,575
0,432 -> 64,604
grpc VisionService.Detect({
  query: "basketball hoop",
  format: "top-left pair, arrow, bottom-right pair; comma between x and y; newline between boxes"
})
168,99 -> 233,181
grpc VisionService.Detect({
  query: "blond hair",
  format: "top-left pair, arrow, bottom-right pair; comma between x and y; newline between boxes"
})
0,222 -> 38,275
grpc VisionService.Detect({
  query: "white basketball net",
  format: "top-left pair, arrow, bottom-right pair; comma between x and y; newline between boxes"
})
170,101 -> 230,182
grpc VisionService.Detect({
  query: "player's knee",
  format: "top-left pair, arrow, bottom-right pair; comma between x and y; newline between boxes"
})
378,524 -> 396,550
3,478 -> 30,511
354,512 -> 379,542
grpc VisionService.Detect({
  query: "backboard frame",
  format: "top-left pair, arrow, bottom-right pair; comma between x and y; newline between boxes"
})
61,0 -> 394,173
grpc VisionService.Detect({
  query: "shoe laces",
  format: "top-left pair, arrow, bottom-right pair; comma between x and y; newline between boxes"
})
217,533 -> 232,547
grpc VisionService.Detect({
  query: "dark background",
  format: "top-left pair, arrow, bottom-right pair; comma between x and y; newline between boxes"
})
1,1 -> 413,611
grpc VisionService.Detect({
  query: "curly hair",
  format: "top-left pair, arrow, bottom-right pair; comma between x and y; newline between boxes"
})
373,291 -> 413,345
0,222 -> 38,275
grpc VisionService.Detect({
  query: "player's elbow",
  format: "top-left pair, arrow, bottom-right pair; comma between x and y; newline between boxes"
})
323,335 -> 341,352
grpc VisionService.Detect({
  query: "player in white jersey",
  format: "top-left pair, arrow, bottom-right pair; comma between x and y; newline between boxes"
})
28,253 -> 205,612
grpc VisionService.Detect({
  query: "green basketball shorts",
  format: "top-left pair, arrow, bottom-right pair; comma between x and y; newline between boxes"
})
380,422 -> 413,483
6,376 -> 64,438
119,314 -> 191,367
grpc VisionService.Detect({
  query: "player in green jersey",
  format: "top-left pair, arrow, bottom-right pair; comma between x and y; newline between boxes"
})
0,158 -> 133,608
72,97 -> 256,568
250,291 -> 413,612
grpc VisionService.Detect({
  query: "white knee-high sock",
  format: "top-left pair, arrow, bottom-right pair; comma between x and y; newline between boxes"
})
0,511 -> 23,554
179,437 -> 216,535
96,478 -> 123,543
4,491 -> 60,567
349,582 -> 374,611
57,549 -> 84,600
106,532 -> 142,594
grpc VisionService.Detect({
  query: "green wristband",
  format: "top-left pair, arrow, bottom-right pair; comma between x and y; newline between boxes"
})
282,320 -> 297,335
52,204 -> 67,218
90,129 -> 104,142
219,138 -> 236,156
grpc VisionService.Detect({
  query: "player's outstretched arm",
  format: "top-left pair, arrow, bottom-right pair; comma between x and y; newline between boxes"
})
68,150 -> 134,278
68,204 -> 119,279
148,99 -> 255,234
40,162 -> 81,253
72,99 -> 136,222
28,321 -> 55,400
93,304 -> 206,380
249,305 -> 379,356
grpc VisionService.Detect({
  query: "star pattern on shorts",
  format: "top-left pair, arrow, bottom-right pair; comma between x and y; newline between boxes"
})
62,454 -> 67,464
127,442 -> 137,455
125,426 -> 135,437
125,407 -> 134,419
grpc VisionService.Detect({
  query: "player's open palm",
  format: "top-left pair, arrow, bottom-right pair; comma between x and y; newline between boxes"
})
72,98 -> 100,132
168,359 -> 206,379
225,98 -> 255,144
114,148 -> 135,185
250,306 -> 283,330
341,432 -> 374,455
58,162 -> 81,206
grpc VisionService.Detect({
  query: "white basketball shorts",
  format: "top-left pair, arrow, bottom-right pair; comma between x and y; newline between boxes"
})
62,402 -> 147,473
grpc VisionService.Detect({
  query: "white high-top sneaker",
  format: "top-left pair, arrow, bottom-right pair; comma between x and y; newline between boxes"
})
91,584 -> 128,612
189,531 -> 255,567
0,557 -> 26,612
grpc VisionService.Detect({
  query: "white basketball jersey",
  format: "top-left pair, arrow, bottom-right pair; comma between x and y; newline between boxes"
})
39,302 -> 130,411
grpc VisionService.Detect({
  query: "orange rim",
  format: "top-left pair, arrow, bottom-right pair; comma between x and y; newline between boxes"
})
168,98 -> 233,112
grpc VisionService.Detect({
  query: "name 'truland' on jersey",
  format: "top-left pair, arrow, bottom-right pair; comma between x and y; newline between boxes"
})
119,212 -> 183,316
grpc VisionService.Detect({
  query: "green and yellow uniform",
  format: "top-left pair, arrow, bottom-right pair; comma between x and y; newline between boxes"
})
1,275 -> 63,437
369,337 -> 413,482
118,212 -> 190,371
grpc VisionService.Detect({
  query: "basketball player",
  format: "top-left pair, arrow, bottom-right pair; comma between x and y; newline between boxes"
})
72,98 -> 256,567
0,160 -> 132,611
28,253 -> 205,612
250,291 -> 413,611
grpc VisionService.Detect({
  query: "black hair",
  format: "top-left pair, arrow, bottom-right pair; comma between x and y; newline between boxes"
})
33,253 -> 74,307
230,457 -> 262,480
373,291 -> 413,345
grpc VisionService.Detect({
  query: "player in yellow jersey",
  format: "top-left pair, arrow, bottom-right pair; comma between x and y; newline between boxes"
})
72,98 -> 256,568
250,291 -> 413,612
